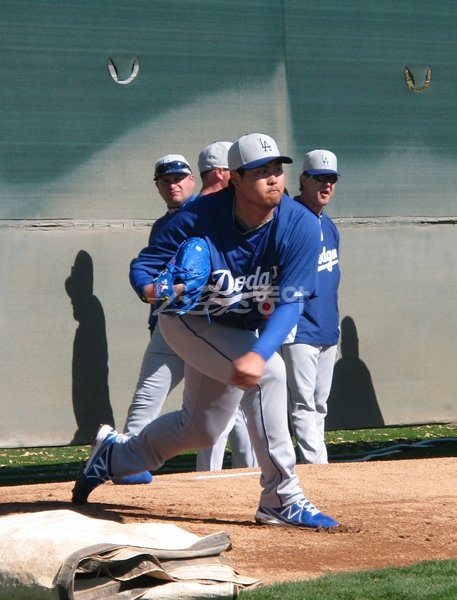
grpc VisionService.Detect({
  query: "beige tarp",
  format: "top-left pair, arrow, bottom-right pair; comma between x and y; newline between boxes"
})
0,509 -> 260,599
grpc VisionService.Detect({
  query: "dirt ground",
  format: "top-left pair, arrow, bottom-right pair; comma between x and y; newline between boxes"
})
1,457 -> 456,586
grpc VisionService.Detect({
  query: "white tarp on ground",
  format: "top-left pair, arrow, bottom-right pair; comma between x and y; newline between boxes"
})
0,509 -> 260,599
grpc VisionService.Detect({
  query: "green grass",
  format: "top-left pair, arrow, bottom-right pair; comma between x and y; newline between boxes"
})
325,423 -> 457,461
240,559 -> 457,599
0,445 -> 90,468
326,423 -> 457,445
0,423 -> 456,485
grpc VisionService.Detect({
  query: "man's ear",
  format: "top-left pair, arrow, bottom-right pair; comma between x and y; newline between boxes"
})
230,170 -> 240,187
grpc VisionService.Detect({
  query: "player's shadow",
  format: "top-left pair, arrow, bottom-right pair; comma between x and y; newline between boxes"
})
65,250 -> 115,444
326,315 -> 384,429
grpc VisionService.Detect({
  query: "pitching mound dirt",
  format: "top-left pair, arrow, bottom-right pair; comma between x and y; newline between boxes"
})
1,457 -> 456,585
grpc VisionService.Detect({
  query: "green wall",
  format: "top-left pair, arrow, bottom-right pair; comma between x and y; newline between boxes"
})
1,1 -> 456,446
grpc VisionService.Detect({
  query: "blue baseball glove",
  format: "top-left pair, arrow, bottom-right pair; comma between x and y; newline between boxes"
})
153,237 -> 211,315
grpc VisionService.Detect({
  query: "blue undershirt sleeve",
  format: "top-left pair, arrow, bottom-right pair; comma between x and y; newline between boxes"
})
251,302 -> 301,361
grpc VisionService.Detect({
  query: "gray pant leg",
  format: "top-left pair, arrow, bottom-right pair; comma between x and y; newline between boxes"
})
196,412 -> 235,471
112,314 -> 303,508
114,361 -> 243,474
229,401 -> 258,468
123,327 -> 184,436
239,353 -> 301,506
196,399 -> 258,471
282,343 -> 337,464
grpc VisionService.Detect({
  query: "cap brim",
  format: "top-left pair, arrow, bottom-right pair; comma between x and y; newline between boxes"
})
154,168 -> 192,180
242,156 -> 293,170
305,169 -> 340,176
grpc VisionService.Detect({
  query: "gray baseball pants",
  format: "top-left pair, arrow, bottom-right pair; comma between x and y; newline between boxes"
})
123,326 -> 184,436
123,325 -> 255,470
196,397 -> 258,470
111,314 -> 303,508
281,343 -> 338,464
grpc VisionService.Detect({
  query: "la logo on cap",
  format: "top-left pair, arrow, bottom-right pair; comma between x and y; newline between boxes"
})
302,149 -> 340,176
228,132 -> 293,170
258,136 -> 273,153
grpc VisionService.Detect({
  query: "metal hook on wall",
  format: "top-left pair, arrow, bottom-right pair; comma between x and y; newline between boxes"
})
403,66 -> 432,93
107,57 -> 140,85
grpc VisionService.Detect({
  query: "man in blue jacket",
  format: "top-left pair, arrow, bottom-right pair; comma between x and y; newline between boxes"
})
115,154 -> 196,484
282,149 -> 341,464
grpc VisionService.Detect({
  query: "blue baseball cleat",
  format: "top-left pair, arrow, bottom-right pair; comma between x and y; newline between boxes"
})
255,498 -> 338,529
71,425 -> 119,505
112,471 -> 153,485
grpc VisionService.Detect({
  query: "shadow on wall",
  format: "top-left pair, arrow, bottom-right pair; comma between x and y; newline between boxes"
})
65,250 -> 115,444
326,316 -> 384,430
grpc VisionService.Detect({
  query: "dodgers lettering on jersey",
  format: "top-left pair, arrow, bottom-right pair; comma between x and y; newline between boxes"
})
196,258 -> 281,329
208,266 -> 276,308
211,265 -> 276,296
318,246 -> 338,272
130,187 -> 322,359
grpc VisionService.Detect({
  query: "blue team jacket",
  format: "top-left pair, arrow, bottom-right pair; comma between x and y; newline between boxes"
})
289,209 -> 340,346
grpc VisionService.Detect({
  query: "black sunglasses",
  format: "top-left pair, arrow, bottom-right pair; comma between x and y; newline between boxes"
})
154,161 -> 190,178
306,173 -> 338,184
